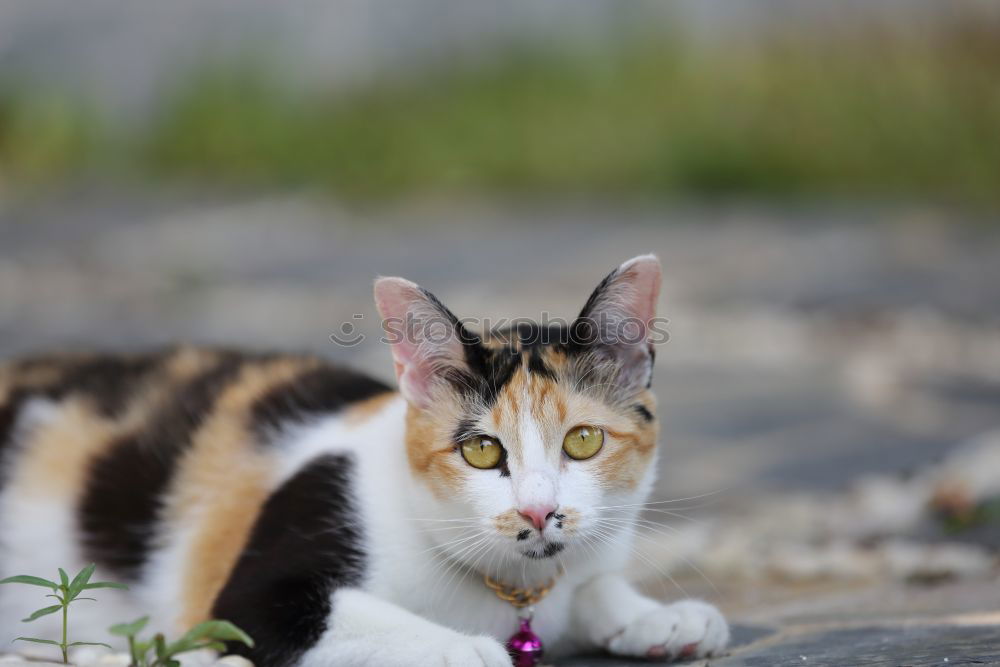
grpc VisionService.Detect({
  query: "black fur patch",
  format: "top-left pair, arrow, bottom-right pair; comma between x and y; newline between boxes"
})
212,454 -> 365,667
10,352 -> 169,418
497,446 -> 511,478
0,389 -> 29,491
526,347 -> 556,379
633,404 -> 654,422
56,353 -> 167,417
250,365 -> 391,443
506,321 -> 569,350
542,542 -> 565,558
516,529 -> 531,541
412,287 -> 530,407
454,344 -> 522,406
524,541 -> 565,559
575,266 -> 618,325
0,396 -> 17,455
77,352 -> 245,580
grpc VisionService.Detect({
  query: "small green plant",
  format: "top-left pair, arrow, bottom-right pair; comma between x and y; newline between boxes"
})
109,617 -> 253,667
0,563 -> 128,663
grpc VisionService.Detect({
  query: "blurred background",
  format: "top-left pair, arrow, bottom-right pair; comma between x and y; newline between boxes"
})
2,1 -> 999,661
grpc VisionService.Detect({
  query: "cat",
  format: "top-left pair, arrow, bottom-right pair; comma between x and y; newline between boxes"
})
0,254 -> 728,666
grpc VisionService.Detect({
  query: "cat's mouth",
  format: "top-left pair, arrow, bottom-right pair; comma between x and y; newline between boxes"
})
519,541 -> 565,560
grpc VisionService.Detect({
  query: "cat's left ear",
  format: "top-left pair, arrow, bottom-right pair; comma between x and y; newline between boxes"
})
571,254 -> 662,391
374,277 -> 477,408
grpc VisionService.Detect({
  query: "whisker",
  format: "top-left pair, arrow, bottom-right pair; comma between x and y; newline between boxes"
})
412,530 -> 487,557
598,502 -> 719,516
414,524 -> 486,534
638,509 -> 709,526
589,514 -> 721,599
614,522 -> 722,599
594,514 -> 693,533
440,539 -> 493,609
592,489 -> 728,511
593,517 -> 683,537
587,523 -> 690,600
427,536 -> 490,606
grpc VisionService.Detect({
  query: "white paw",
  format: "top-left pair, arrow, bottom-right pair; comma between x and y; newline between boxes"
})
437,635 -> 511,667
607,599 -> 729,662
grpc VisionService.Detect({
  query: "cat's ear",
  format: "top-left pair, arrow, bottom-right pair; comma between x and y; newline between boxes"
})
374,277 -> 476,408
571,254 -> 662,391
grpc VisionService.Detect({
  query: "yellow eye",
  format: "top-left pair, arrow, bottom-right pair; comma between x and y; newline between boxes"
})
460,436 -> 504,469
563,425 -> 604,460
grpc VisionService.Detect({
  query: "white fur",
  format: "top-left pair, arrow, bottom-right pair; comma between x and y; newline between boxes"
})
299,589 -> 510,667
513,406 -> 558,516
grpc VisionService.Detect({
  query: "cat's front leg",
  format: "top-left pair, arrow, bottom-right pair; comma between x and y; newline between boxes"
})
572,573 -> 729,662
298,589 -> 510,667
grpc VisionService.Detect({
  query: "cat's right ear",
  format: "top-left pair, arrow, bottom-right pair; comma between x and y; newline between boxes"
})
374,277 -> 476,408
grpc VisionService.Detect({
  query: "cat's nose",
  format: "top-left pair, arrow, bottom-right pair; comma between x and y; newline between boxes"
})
518,504 -> 558,531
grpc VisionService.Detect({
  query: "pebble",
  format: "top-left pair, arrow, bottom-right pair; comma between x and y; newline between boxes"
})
179,649 -> 219,667
214,656 -> 254,667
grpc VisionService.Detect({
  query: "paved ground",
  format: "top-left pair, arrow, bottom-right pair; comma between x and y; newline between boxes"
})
1,191 -> 998,665
564,622 -> 1000,666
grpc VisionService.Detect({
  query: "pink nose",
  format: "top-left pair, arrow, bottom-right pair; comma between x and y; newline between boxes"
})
518,505 -> 558,531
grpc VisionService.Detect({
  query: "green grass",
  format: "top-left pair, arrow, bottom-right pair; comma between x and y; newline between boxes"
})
2,21 -> 999,207
0,88 -> 103,184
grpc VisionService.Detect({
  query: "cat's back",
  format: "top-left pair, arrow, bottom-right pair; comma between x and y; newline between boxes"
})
0,346 -> 393,481
0,346 -> 393,640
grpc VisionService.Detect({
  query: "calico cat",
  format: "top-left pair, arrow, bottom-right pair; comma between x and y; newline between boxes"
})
0,255 -> 728,666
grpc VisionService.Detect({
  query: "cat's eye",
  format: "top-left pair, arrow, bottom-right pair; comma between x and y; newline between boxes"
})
563,425 -> 604,460
460,436 -> 504,469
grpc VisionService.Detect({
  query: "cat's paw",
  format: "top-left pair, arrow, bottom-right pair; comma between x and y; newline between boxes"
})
606,599 -> 729,662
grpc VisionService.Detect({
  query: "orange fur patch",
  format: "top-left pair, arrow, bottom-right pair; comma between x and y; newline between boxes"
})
8,398 -> 123,501
405,404 -> 465,499
494,508 -> 527,537
595,409 -> 658,491
172,358 -> 319,629
344,390 -> 397,426
557,507 -> 582,535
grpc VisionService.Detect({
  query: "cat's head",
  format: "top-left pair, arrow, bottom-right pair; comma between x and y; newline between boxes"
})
375,255 -> 661,577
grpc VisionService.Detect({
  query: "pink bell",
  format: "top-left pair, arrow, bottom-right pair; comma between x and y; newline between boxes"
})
507,617 -> 544,667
